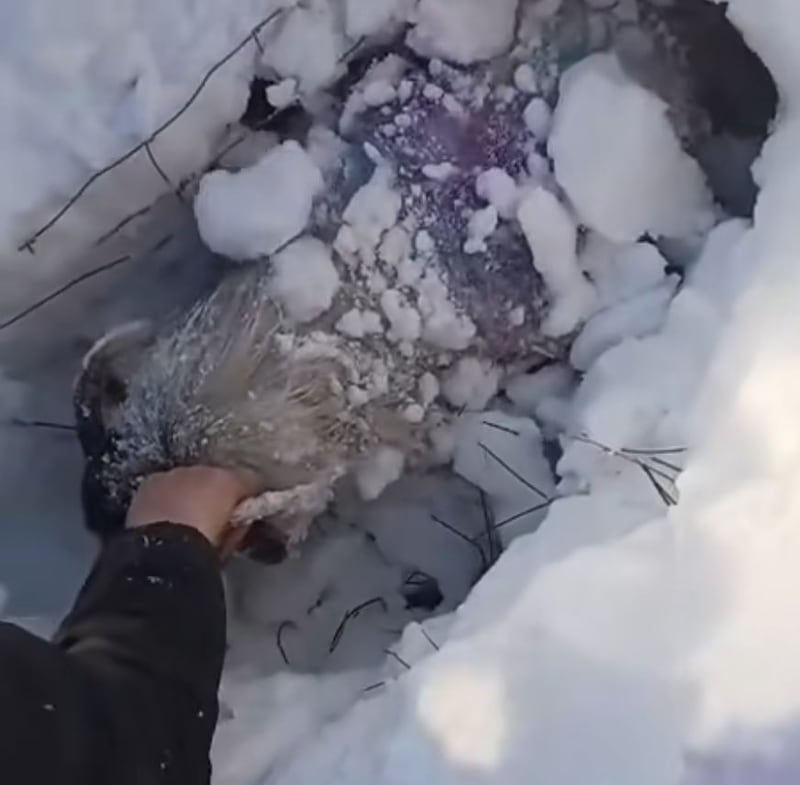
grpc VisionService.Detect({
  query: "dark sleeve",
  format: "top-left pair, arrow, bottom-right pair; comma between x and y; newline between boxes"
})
0,523 -> 226,785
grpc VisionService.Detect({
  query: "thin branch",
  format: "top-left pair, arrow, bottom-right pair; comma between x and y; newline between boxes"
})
640,463 -> 677,507
478,442 -> 549,501
0,255 -> 131,332
383,649 -> 411,671
479,489 -> 498,563
94,205 -> 153,247
6,419 -> 76,433
430,514 -> 487,570
276,620 -> 296,666
482,420 -> 520,437
17,6 -> 289,251
419,626 -> 440,652
486,500 -> 554,534
329,597 -> 387,654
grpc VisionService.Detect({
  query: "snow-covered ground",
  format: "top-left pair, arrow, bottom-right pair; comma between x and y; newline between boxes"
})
3,0 -> 800,784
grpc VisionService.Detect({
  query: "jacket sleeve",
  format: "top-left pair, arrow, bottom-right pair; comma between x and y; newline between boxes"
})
0,523 -> 226,785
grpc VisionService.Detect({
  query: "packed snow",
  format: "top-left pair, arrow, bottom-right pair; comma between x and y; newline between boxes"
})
195,141 -> 323,261
3,2 -> 800,785
549,52 -> 715,243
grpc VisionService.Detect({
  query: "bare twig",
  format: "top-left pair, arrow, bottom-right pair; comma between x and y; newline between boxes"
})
0,255 -> 132,332
276,620 -> 297,666
93,206 -> 153,247
383,649 -> 411,671
419,626 -> 440,652
483,500 -> 554,535
479,489 -> 498,562
430,514 -> 487,570
329,597 -> 387,654
574,435 -> 680,507
481,420 -> 520,437
478,442 -> 549,501
17,7 -> 289,252
5,419 -> 76,433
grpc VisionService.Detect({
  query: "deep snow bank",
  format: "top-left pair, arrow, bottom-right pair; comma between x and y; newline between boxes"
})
215,3 -> 800,784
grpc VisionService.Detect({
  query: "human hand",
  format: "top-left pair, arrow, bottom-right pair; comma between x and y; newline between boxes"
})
127,467 -> 258,555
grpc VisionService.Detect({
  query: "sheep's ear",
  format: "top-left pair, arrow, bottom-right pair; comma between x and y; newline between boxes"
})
73,320 -> 156,455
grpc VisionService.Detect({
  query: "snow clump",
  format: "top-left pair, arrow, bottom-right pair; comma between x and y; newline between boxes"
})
549,53 -> 714,243
194,141 -> 323,261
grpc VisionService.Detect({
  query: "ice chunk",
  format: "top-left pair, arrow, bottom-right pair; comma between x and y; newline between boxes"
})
194,141 -> 323,261
268,237 -> 340,324
380,289 -> 422,343
408,0 -> 519,64
517,187 -> 597,336
549,53 -> 714,243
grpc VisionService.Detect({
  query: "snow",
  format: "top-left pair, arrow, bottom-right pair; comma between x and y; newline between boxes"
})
407,0 -> 519,65
513,64 -> 538,94
195,141 -> 323,261
343,164 -> 403,251
464,205 -> 499,254
441,357 -> 500,410
380,289 -> 422,343
268,236 -> 340,324
266,78 -> 298,110
8,2 -> 800,785
517,186 -> 597,336
523,97 -> 553,139
344,0 -> 409,39
261,3 -> 344,93
355,446 -> 405,500
476,168 -> 519,219
549,53 -> 715,243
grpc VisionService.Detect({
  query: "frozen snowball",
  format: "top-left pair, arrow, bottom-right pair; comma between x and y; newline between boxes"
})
379,226 -> 411,267
422,162 -> 458,181
476,168 -> 519,219
403,404 -> 426,424
344,166 -> 403,250
363,80 -> 397,107
268,237 -> 340,324
518,187 -> 597,336
195,142 -> 323,261
549,53 -> 714,243
408,0 -> 519,64
356,446 -> 405,500
266,78 -> 297,109
419,372 -> 441,406
415,230 -> 436,256
417,271 -> 477,350
381,289 -> 422,343
464,205 -> 499,254
423,83 -> 446,101
523,96 -> 553,139
514,64 -> 539,93
262,6 -> 343,92
442,357 -> 500,410
345,0 -> 410,38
